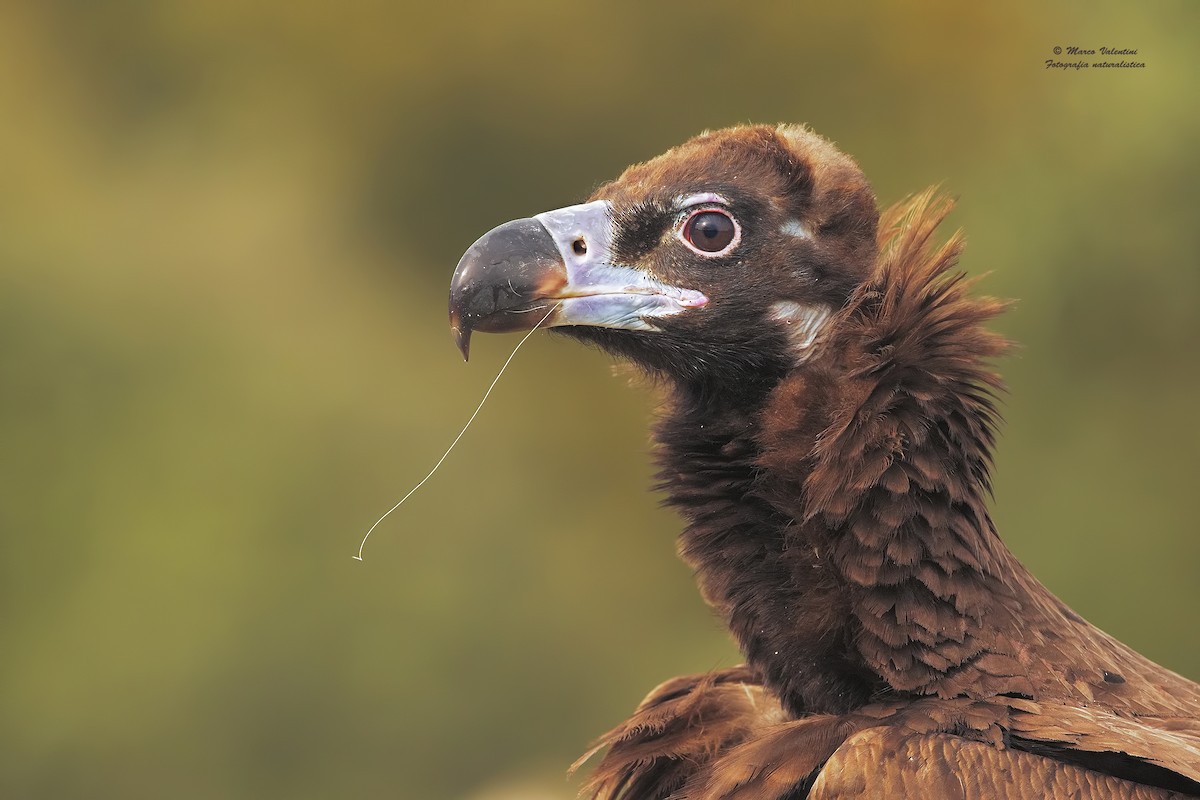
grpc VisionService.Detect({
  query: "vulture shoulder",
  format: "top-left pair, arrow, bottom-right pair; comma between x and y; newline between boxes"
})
582,666 -> 1199,800
448,124 -> 1200,799
812,729 -> 1193,800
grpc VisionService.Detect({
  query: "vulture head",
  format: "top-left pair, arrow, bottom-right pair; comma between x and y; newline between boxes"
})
450,125 -> 878,396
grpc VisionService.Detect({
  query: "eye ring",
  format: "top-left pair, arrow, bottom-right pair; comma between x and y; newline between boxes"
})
679,207 -> 741,257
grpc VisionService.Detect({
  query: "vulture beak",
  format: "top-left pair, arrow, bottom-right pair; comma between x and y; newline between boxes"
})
448,200 -> 708,360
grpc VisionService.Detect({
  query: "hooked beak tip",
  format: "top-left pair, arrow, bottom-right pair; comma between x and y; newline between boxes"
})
450,319 -> 471,361
449,216 -> 566,359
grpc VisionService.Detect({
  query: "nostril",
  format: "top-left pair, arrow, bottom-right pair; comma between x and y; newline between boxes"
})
572,237 -> 587,256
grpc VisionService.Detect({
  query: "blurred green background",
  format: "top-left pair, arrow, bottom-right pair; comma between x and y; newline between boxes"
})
1,2 -> 1196,798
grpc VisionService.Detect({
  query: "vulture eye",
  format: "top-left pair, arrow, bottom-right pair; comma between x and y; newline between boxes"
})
681,209 -> 739,256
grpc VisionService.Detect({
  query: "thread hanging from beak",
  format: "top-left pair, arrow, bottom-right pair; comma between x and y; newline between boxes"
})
353,303 -> 560,562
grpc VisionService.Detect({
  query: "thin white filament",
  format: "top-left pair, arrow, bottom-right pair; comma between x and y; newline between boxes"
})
353,303 -> 558,561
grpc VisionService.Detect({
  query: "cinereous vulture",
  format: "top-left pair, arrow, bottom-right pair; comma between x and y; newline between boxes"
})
447,124 -> 1200,799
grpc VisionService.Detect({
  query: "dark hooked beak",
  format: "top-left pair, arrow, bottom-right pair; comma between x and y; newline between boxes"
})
448,200 -> 707,360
